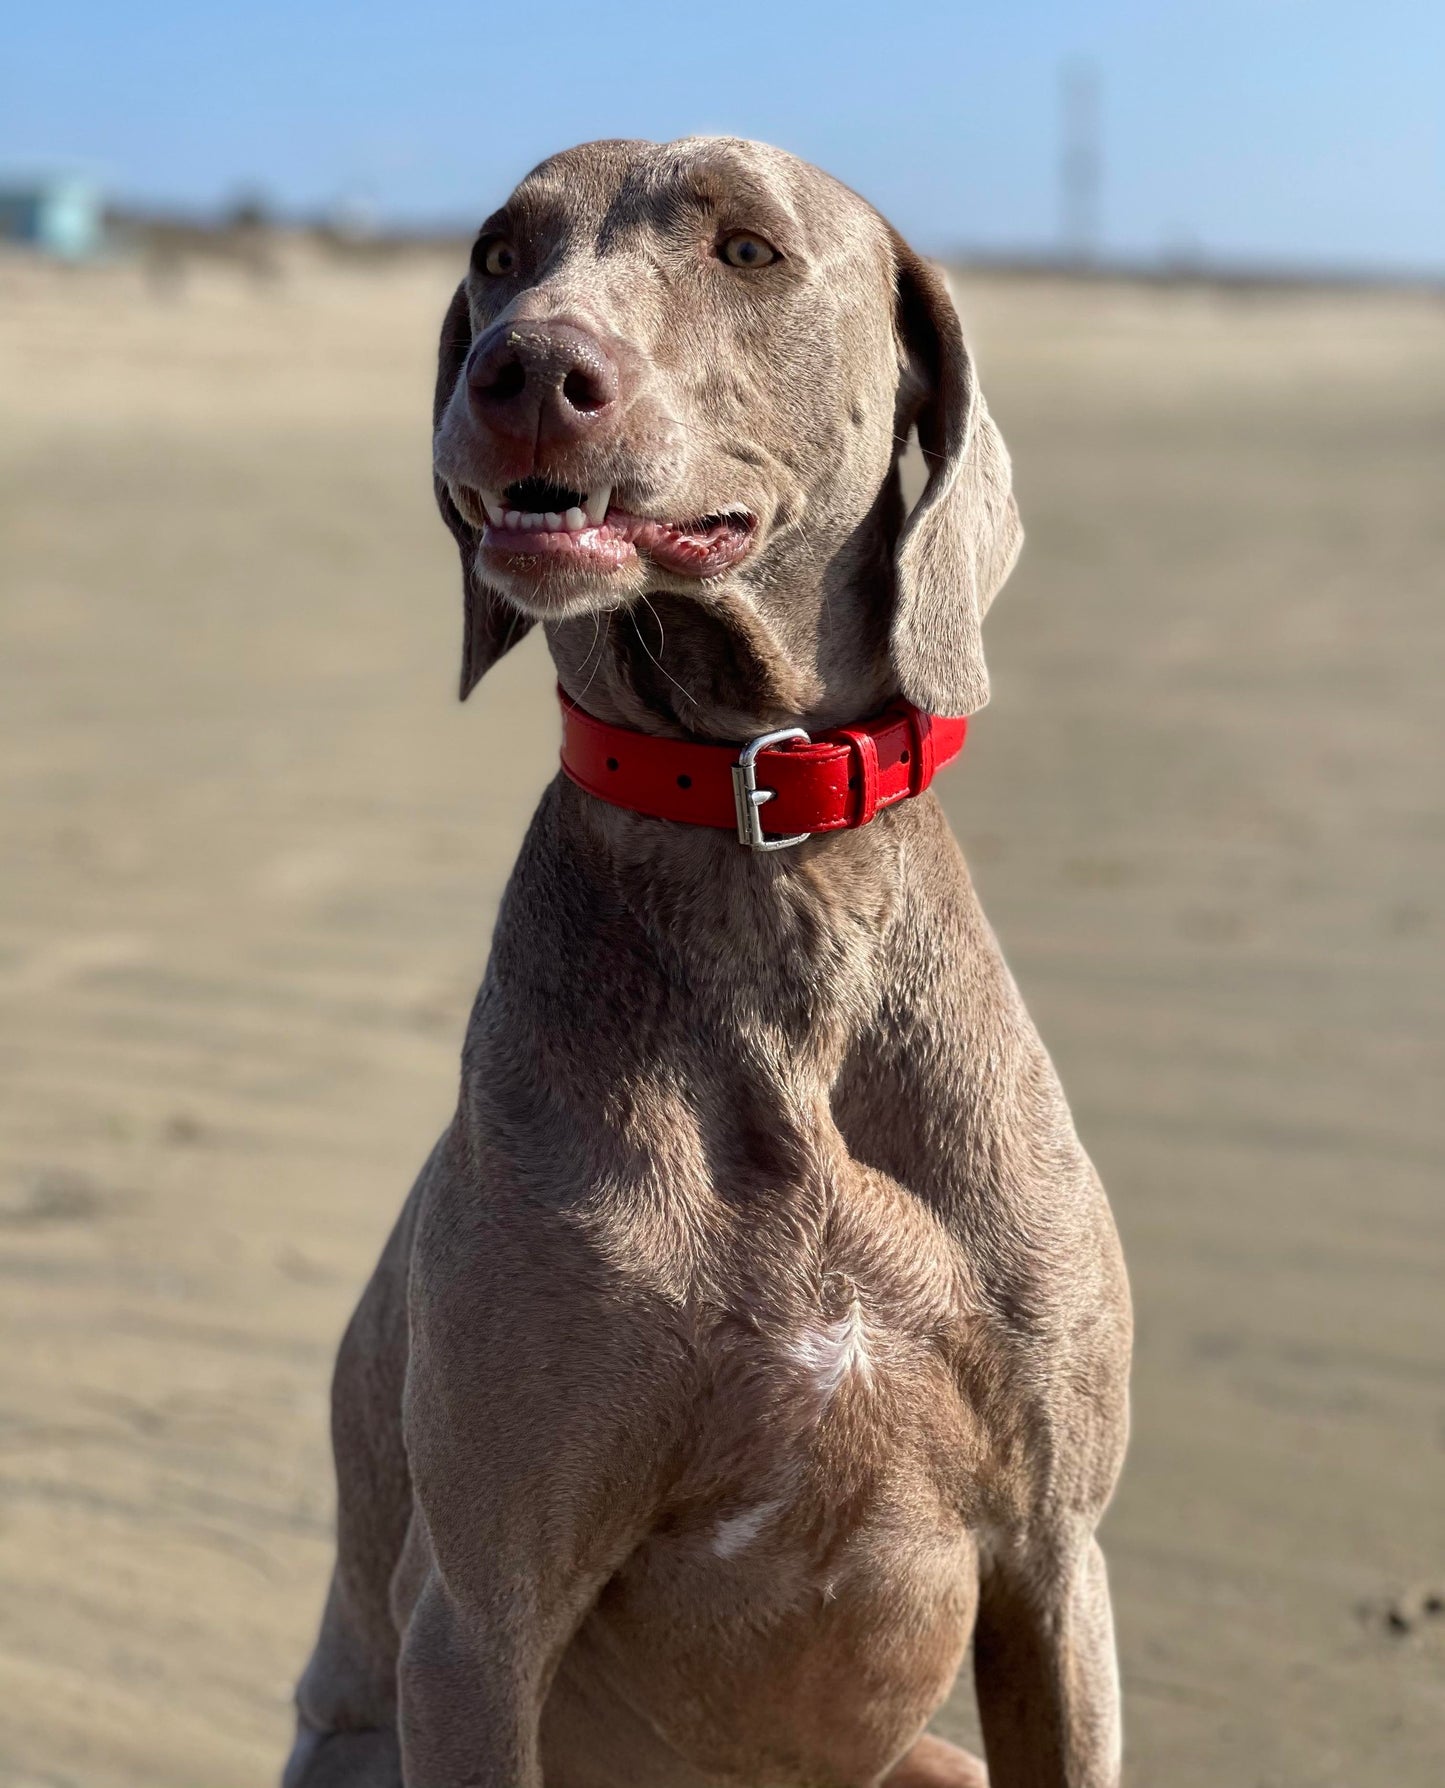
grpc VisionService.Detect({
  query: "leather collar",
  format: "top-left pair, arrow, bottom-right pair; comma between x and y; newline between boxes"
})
557,686 -> 967,851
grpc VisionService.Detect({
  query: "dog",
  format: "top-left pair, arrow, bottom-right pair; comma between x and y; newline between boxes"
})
283,136 -> 1131,1788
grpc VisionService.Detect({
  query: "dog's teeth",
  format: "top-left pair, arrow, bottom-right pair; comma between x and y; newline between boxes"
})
480,490 -> 506,526
563,506 -> 587,532
584,486 -> 611,525
544,512 -> 562,531
504,509 -> 522,529
522,512 -> 543,530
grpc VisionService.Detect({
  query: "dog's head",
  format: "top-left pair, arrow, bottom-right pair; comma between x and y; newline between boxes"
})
433,137 -> 1020,728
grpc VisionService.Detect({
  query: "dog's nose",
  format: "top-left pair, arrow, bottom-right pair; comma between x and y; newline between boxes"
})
465,321 -> 620,448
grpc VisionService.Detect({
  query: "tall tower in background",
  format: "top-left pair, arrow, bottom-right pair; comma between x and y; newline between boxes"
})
1059,57 -> 1102,265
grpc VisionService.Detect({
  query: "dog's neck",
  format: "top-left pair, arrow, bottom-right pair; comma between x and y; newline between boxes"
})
524,475 -> 932,1058
552,767 -> 907,1088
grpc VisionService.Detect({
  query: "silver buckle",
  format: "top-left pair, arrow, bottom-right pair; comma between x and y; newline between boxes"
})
731,726 -> 811,851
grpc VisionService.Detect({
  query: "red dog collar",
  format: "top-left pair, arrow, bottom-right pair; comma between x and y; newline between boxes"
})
558,687 -> 967,851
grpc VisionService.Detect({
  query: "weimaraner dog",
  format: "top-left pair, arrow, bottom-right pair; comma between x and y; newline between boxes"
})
284,136 -> 1131,1788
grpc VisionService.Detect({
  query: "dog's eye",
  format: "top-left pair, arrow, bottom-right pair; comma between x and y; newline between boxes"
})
476,237 -> 517,277
719,232 -> 778,270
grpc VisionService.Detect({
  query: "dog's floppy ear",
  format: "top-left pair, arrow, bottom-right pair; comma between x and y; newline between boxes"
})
889,239 -> 1022,716
433,281 -> 533,700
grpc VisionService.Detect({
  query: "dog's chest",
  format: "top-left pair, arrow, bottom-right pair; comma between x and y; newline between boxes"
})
609,1161 -> 988,1564
570,1173 -> 986,1781
684,1270 -> 979,1548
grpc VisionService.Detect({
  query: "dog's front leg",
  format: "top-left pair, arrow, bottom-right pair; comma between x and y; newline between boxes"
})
972,1525 -> 1121,1788
398,1565 -> 561,1788
394,1238 -> 673,1788
393,1443 -> 648,1788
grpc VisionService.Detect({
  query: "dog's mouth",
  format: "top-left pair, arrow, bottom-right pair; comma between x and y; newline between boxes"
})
453,477 -> 757,579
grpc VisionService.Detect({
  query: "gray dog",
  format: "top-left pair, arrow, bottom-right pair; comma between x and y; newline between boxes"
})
284,136 -> 1131,1788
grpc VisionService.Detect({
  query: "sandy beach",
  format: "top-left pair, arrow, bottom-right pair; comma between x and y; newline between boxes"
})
1,246 -> 1442,1786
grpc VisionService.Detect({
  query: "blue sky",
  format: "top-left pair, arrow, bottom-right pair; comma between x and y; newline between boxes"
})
3,1 -> 1440,270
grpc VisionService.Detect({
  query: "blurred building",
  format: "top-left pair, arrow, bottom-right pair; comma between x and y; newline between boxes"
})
0,173 -> 104,258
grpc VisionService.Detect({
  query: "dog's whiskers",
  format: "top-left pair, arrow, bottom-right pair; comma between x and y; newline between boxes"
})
498,603 -> 526,658
575,610 -> 610,706
634,596 -> 699,717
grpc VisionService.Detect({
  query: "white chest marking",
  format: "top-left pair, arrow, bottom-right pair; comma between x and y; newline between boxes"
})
784,1301 -> 873,1399
711,1497 -> 785,1559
